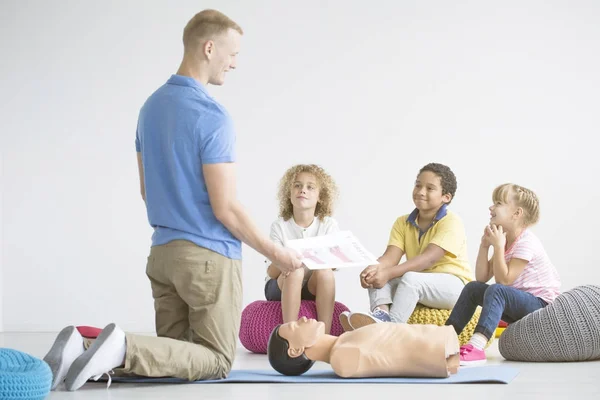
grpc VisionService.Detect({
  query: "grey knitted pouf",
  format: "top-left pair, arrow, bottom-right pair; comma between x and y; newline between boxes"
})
499,285 -> 600,362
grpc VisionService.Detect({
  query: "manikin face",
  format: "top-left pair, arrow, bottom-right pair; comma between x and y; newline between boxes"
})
412,171 -> 451,213
278,317 -> 326,357
205,28 -> 241,85
290,172 -> 321,213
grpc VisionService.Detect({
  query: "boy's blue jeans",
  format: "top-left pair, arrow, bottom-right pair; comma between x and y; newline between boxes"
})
445,281 -> 547,340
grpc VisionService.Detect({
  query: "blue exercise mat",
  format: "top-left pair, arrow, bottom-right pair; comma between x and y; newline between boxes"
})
109,366 -> 518,384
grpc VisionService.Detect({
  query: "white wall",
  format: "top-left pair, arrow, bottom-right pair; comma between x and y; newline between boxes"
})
1,145 -> 3,332
1,0 -> 599,332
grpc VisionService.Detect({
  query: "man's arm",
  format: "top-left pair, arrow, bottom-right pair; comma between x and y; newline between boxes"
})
266,223 -> 286,279
137,152 -> 145,202
203,163 -> 301,272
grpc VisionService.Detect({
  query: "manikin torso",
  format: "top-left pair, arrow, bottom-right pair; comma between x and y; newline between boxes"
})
328,323 -> 460,378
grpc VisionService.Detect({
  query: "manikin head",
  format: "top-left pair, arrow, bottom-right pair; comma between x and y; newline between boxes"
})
267,317 -> 326,376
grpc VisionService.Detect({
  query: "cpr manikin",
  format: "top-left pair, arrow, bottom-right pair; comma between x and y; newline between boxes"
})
268,316 -> 460,378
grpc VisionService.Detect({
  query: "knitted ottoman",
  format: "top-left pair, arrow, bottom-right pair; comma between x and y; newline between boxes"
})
239,300 -> 350,353
499,285 -> 600,362
495,320 -> 509,338
407,304 -> 488,346
0,348 -> 52,400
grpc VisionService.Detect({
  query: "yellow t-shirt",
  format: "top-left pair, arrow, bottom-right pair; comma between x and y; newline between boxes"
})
388,209 -> 472,284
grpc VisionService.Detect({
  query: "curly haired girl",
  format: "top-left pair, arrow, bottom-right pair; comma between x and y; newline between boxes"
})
265,164 -> 340,333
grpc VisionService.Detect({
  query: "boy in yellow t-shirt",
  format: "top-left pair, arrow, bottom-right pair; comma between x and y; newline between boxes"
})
343,163 -> 472,329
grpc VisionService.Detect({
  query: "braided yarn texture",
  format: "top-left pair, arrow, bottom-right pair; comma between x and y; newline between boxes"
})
0,348 -> 52,400
499,285 -> 600,362
408,304 -> 490,346
239,300 -> 349,354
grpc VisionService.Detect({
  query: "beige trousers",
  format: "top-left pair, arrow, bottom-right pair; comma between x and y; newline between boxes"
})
122,240 -> 242,380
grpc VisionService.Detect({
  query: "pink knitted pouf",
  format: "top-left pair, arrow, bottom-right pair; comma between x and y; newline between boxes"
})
239,300 -> 350,354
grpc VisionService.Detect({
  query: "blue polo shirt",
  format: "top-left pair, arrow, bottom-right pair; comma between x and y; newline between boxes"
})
135,75 -> 241,259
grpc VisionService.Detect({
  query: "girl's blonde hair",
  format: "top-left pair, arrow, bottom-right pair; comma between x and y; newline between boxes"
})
277,164 -> 338,221
492,183 -> 540,226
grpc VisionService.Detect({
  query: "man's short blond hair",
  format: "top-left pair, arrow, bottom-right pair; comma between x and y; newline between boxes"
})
183,9 -> 243,52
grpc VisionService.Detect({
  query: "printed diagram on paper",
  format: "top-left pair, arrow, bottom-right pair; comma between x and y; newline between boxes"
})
285,231 -> 379,270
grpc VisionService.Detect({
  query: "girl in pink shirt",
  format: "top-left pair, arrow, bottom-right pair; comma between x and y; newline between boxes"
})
445,183 -> 561,365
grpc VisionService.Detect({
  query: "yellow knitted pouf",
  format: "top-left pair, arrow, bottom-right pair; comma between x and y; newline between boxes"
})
407,304 -> 493,347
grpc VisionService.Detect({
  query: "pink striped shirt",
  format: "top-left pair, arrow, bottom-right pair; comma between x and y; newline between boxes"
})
504,229 -> 561,303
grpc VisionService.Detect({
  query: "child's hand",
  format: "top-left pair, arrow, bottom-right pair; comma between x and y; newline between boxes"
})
481,225 -> 493,248
487,224 -> 507,249
362,265 -> 389,289
360,265 -> 375,288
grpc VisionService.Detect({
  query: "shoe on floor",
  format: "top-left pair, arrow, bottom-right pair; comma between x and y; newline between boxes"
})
339,311 -> 354,332
349,307 -> 391,329
43,325 -> 85,390
64,323 -> 126,391
459,344 -> 487,366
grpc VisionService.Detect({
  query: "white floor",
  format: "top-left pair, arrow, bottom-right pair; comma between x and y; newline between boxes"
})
2,332 -> 599,400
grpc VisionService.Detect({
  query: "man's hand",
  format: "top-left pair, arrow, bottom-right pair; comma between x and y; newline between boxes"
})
273,246 -> 303,274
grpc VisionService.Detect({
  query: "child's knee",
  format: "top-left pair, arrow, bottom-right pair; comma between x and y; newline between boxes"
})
485,283 -> 508,297
464,281 -> 481,291
283,268 -> 305,285
314,269 -> 335,285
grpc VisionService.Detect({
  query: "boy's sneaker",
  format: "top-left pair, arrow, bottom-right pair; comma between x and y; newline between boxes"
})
349,307 -> 391,329
339,311 -> 354,332
459,344 -> 487,366
43,326 -> 86,390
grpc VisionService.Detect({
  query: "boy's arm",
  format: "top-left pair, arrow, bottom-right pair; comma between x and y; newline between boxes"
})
378,245 -> 405,266
385,214 -> 465,279
361,218 -> 405,287
386,243 -> 445,279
